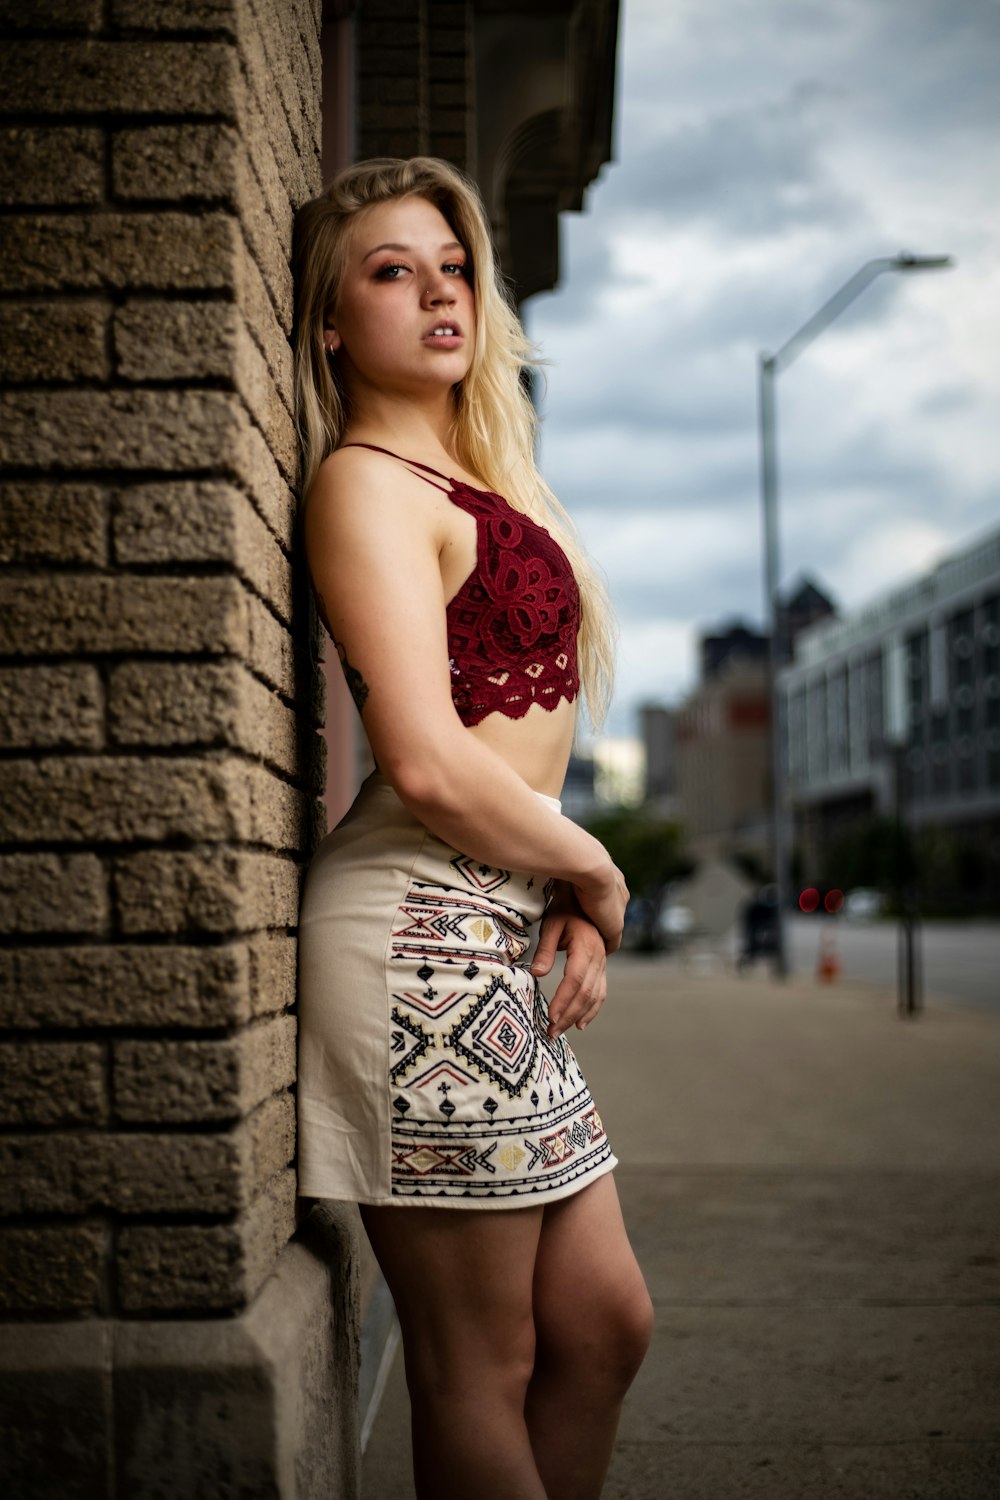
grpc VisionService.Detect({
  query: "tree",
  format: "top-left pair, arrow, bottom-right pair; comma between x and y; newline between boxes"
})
584,807 -> 692,898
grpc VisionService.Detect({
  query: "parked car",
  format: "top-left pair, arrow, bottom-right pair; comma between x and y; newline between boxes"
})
621,897 -> 659,952
844,887 -> 885,921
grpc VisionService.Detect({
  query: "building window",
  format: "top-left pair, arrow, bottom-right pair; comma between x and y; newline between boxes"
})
808,676 -> 828,782
865,650 -> 883,760
828,667 -> 848,775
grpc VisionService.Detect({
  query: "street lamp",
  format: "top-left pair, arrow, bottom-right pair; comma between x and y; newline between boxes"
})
758,252 -> 953,978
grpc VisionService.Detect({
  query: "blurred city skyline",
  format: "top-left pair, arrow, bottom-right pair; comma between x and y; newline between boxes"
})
527,0 -> 1000,736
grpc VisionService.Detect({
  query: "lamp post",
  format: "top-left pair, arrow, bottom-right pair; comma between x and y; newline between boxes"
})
758,253 -> 953,978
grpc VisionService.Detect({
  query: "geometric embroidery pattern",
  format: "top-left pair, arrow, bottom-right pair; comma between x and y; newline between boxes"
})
385,862 -> 615,1202
449,854 -> 512,894
446,973 -> 537,1098
388,1006 -> 432,1083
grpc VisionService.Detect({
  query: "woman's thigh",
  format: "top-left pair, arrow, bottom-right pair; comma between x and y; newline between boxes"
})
532,1173 -> 653,1383
360,1201 -> 545,1387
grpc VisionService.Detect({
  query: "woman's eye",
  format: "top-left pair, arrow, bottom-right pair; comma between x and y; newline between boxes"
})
375,262 -> 409,280
443,262 -> 467,277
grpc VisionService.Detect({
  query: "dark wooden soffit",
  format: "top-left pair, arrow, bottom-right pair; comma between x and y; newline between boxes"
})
474,0 -> 620,302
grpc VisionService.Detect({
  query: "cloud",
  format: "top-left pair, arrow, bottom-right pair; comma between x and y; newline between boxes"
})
526,0 -> 1000,735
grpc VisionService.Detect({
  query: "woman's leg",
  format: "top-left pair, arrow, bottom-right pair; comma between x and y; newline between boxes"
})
524,1173 -> 654,1500
360,1200 -> 548,1500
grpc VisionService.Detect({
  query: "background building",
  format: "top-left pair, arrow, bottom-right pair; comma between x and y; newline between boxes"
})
675,623 -> 772,865
638,701 -> 677,811
0,3 -> 620,1496
781,523 -> 1000,899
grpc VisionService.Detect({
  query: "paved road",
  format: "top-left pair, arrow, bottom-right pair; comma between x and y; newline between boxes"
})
362,958 -> 1000,1498
786,913 -> 1000,1010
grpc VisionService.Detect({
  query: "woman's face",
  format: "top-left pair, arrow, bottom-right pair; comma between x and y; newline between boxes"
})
326,194 -> 476,400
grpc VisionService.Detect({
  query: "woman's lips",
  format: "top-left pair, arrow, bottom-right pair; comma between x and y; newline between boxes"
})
422,321 -> 463,349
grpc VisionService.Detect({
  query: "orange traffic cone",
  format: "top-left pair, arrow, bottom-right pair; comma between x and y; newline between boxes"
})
816,927 -> 841,983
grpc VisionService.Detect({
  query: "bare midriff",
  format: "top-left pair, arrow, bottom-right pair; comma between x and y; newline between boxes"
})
465,697 -> 578,802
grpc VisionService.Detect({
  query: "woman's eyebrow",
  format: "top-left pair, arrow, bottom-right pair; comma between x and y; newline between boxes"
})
360,239 -> 464,263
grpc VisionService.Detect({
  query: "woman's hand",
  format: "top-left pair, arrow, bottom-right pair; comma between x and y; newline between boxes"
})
571,860 -> 630,954
531,885 -> 608,1037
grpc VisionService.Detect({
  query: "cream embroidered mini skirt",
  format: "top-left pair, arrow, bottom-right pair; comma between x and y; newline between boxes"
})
296,770 -> 617,1207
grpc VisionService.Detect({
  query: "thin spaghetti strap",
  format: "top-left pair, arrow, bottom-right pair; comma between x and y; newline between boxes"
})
338,441 -> 451,492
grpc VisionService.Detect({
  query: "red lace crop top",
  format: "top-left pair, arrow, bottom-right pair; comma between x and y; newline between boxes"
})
341,443 -> 581,726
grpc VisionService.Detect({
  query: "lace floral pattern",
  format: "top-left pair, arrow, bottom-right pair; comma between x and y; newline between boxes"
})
445,482 -> 581,726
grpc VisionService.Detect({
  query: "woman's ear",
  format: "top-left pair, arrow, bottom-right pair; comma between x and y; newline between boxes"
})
323,324 -> 342,355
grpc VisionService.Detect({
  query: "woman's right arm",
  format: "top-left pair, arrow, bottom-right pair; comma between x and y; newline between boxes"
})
304,448 -> 628,948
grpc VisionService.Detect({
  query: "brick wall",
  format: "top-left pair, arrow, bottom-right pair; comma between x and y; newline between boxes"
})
0,0 -> 326,1322
357,0 -> 474,173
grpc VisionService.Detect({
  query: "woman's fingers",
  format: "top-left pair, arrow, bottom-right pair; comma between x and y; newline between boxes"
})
543,915 -> 607,1037
530,916 -> 561,978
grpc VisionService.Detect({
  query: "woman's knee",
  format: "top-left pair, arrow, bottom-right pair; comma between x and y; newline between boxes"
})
538,1276 -> 653,1394
402,1309 -> 538,1411
615,1279 -> 655,1383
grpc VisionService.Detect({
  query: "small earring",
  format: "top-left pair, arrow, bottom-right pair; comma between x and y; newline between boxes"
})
325,345 -> 336,357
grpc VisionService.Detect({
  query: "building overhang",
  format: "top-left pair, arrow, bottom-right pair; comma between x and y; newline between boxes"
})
473,0 -> 620,300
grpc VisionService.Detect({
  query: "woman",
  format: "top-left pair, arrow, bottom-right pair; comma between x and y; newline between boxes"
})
292,156 -> 652,1500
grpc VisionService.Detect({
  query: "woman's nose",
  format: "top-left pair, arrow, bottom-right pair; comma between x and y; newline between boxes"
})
422,276 -> 455,305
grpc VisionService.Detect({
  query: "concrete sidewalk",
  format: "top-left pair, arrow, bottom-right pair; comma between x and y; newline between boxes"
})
362,957 -> 1000,1498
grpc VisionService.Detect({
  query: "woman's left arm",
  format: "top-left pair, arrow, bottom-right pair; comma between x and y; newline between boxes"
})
531,882 -> 608,1039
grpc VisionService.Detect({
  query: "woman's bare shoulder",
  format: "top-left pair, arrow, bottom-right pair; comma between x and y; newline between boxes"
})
304,444 -> 447,575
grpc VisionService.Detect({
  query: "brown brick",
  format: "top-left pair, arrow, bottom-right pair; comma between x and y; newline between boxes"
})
358,103 -> 420,132
366,20 -> 420,48
0,127 -> 104,207
112,1014 -> 295,1124
108,660 -> 299,776
112,480 -> 292,620
0,1134 -> 111,1216
230,12 -> 310,209
0,1223 -> 105,1315
0,1097 -> 292,1218
378,74 -> 420,104
0,1041 -> 108,1127
113,849 -> 301,934
3,387 -> 239,470
0,575 -> 248,656
0,664 -> 104,750
0,41 -> 239,118
429,53 -> 468,82
246,589 -> 296,696
114,1098 -> 294,1214
0,387 -> 296,538
0,299 -> 110,384
113,299 -> 241,380
232,161 -> 295,333
232,69 -> 294,254
111,122 -> 241,202
242,1091 -> 295,1199
112,1132 -> 236,1214
0,942 -> 264,1029
0,0 -> 102,27
430,133 -> 467,162
0,212 -> 239,295
116,1166 -> 296,1311
244,0 -> 313,158
0,853 -> 108,936
232,207 -> 296,405
264,0 -> 323,142
249,932 -> 298,1017
365,0 -> 422,23
0,755 -> 307,847
110,0 -> 240,32
0,483 -> 107,566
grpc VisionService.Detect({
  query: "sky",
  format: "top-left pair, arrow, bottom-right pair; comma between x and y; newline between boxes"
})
525,0 -> 1000,738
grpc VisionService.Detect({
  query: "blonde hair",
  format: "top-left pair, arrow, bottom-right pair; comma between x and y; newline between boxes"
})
292,155 -> 616,727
